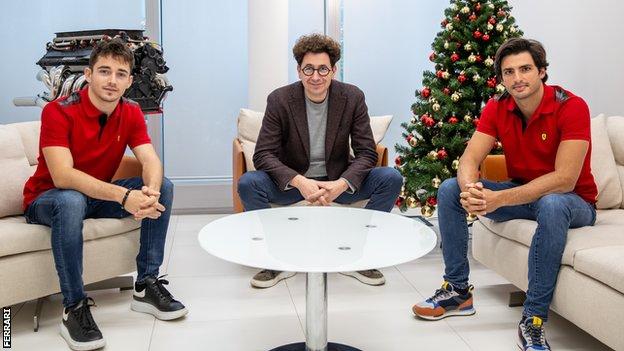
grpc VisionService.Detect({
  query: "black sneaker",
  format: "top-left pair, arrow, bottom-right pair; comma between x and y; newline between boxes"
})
517,316 -> 551,351
131,275 -> 188,320
60,297 -> 105,351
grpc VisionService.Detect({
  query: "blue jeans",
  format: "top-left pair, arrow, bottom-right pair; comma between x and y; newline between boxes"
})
437,178 -> 596,321
24,177 -> 174,307
238,167 -> 403,213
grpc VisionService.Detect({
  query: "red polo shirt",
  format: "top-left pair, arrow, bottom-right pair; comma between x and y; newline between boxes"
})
477,84 -> 598,204
23,87 -> 151,210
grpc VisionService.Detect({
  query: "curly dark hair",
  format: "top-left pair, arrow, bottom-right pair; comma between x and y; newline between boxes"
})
292,33 -> 341,67
89,38 -> 134,71
495,38 -> 549,83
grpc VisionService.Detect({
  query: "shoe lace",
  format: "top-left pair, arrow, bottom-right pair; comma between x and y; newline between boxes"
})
153,274 -> 173,302
525,322 -> 546,346
73,297 -> 99,333
429,287 -> 454,303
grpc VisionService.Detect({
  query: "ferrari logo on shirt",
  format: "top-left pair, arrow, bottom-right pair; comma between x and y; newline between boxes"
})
541,133 -> 547,141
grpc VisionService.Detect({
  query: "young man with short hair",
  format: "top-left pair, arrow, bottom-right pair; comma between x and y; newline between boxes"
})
23,38 -> 187,350
412,38 -> 597,351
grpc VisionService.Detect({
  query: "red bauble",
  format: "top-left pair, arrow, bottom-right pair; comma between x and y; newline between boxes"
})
429,52 -> 436,62
473,30 -> 482,39
449,116 -> 459,124
441,19 -> 449,27
475,2 -> 482,11
497,10 -> 506,18
443,87 -> 451,95
421,87 -> 431,98
436,70 -> 445,79
475,55 -> 483,62
427,196 -> 438,206
406,134 -> 413,142
395,156 -> 402,166
395,197 -> 403,207
424,117 -> 435,127
487,77 -> 497,88
473,118 -> 480,127
488,17 -> 496,25
453,15 -> 460,22
458,74 -> 467,83
437,149 -> 448,160
469,13 -> 477,22
482,34 -> 490,41
450,53 -> 460,62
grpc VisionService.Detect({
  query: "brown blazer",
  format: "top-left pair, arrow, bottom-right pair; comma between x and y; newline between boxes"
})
253,80 -> 378,191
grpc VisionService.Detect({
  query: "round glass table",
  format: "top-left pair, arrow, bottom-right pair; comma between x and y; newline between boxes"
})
198,207 -> 437,351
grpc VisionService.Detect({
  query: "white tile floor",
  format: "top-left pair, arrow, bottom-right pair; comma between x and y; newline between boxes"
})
7,214 -> 613,351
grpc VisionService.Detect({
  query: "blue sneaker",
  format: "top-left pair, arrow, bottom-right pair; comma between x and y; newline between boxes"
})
517,316 -> 551,351
412,281 -> 476,320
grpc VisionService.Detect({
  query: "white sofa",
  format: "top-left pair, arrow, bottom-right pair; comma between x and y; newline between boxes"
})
0,121 -> 142,310
473,114 -> 624,350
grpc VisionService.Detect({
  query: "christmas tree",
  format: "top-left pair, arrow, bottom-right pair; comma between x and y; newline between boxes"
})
394,0 -> 523,216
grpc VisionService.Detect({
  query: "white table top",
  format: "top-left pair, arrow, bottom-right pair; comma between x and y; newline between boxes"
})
198,207 -> 437,273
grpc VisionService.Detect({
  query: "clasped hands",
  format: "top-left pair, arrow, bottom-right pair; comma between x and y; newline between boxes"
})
459,182 -> 501,216
122,186 -> 166,220
291,175 -> 348,206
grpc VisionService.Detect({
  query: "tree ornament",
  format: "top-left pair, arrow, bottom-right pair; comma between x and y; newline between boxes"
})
451,52 -> 460,62
473,30 -> 482,39
432,103 -> 441,111
468,54 -> 477,63
475,54 -> 483,62
443,87 -> 451,95
427,196 -> 438,206
484,57 -> 494,66
427,150 -> 438,160
421,205 -> 434,218
446,23 -> 454,31
510,26 -> 518,33
432,177 -> 442,188
458,73 -> 467,83
436,121 -> 443,128
487,77 -> 497,88
461,6 -> 470,14
496,23 -> 504,32
496,84 -> 506,93
441,19 -> 449,28
416,188 -> 427,198
488,2 -> 495,9
486,23 -> 494,31
469,13 -> 477,21
421,87 -> 431,98
449,116 -> 458,124
476,2 -> 482,11
442,71 -> 450,79
395,197 -> 403,207
482,34 -> 490,41
395,156 -> 402,166
497,9 -> 506,17
452,159 -> 460,170
472,73 -> 481,82
450,4 -> 458,11
437,149 -> 448,159
464,43 -> 472,51
410,116 -> 416,124
464,114 -> 472,122
488,17 -> 497,25
451,93 -> 460,102
409,136 -> 418,147
406,196 -> 418,208
429,52 -> 436,61
436,70 -> 445,79
444,41 -> 450,49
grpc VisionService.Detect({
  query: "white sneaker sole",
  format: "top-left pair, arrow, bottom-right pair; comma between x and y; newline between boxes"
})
415,307 -> 476,321
250,271 -> 296,288
59,323 -> 105,351
131,300 -> 188,320
339,271 -> 386,286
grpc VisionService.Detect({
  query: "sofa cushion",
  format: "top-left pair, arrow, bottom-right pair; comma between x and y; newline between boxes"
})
0,125 -> 35,218
590,115 -> 622,209
0,215 -> 141,258
12,121 -> 41,166
478,209 -> 624,266
604,116 -> 624,208
237,108 -> 392,171
573,245 -> 624,295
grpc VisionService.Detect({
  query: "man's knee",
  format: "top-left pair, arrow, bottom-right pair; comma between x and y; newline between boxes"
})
160,177 -> 174,196
53,190 -> 88,214
437,178 -> 461,203
535,194 -> 571,218
238,171 -> 270,196
375,167 -> 403,190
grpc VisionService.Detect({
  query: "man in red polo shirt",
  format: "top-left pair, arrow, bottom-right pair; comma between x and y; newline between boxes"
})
411,38 -> 597,351
23,39 -> 187,351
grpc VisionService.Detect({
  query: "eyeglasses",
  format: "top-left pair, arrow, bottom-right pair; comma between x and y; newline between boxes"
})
301,65 -> 332,77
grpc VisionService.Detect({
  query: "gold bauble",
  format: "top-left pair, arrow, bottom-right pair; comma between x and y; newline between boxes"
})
409,137 -> 418,147
428,151 -> 438,160
496,24 -> 504,32
421,205 -> 434,217
464,114 -> 472,122
487,23 -> 494,31
461,6 -> 470,13
484,58 -> 494,67
496,84 -> 506,93
468,54 -> 476,63
452,159 -> 460,170
451,93 -> 460,102
406,196 -> 418,208
432,103 -> 441,111
432,176 -> 442,188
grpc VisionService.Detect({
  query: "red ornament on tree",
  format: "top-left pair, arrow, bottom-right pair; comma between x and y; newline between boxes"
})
450,52 -> 460,62
395,156 -> 402,166
497,9 -> 506,18
453,15 -> 460,22
475,2 -> 482,11
406,134 -> 413,142
437,149 -> 448,160
458,74 -> 467,84
395,197 -> 404,207
488,17 -> 497,25
473,30 -> 482,39
482,34 -> 490,41
469,13 -> 477,22
443,87 -> 451,95
421,87 -> 431,98
449,116 -> 459,124
436,70 -> 445,79
427,196 -> 438,206
441,19 -> 449,28
429,52 -> 436,62
475,54 -> 483,62
487,77 -> 497,88
424,117 -> 435,127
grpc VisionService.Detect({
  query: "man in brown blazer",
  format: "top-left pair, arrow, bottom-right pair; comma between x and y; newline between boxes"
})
238,34 -> 403,288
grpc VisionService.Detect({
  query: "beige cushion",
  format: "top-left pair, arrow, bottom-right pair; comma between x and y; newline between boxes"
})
604,116 -> 624,208
573,245 -> 624,294
0,125 -> 34,217
12,121 -> 41,165
236,108 -> 392,171
477,209 -> 624,266
590,115 -> 622,209
0,215 -> 141,258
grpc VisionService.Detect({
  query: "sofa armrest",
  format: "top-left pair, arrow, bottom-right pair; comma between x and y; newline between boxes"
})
112,156 -> 142,181
233,139 -> 246,213
376,144 -> 388,167
480,154 -> 509,181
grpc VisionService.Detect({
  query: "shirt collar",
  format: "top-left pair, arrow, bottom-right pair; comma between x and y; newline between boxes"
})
505,83 -> 555,116
80,86 -> 122,119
